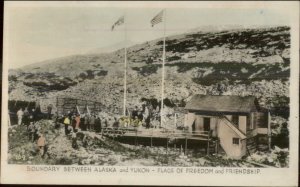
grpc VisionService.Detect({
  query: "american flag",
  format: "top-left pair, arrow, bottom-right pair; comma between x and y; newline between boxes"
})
151,10 -> 164,27
111,16 -> 124,31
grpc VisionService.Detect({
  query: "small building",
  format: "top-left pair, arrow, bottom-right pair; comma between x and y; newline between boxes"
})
184,95 -> 269,159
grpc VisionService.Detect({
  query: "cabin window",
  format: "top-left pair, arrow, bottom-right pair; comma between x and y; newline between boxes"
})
232,138 -> 239,145
232,115 -> 239,126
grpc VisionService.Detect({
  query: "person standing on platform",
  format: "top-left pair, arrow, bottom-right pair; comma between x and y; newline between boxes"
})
143,106 -> 150,129
132,106 -> 138,119
137,111 -> 143,122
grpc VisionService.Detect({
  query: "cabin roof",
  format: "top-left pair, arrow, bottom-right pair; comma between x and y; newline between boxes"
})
185,95 -> 259,113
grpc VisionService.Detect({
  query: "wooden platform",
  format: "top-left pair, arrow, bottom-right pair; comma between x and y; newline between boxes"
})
101,127 -> 218,155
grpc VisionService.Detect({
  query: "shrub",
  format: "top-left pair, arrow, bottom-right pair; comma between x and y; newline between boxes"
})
97,70 -> 108,76
8,75 -> 18,81
132,64 -> 160,76
55,157 -> 73,165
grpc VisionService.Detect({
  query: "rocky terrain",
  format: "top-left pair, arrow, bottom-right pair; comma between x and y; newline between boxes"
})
8,120 -> 288,167
8,26 -> 290,119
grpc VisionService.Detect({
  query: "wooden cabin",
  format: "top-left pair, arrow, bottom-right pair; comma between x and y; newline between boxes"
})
184,95 -> 269,159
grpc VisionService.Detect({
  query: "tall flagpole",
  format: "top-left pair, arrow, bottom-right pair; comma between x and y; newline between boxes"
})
160,9 -> 166,128
123,13 -> 127,116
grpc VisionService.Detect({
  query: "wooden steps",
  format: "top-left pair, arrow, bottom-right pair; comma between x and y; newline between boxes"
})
246,136 -> 257,154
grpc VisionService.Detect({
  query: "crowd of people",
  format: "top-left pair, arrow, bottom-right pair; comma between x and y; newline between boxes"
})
60,112 -> 103,136
16,107 -> 40,126
58,102 -> 161,135
12,101 -> 163,153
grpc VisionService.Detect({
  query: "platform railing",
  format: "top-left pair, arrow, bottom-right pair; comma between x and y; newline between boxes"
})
100,127 -> 211,140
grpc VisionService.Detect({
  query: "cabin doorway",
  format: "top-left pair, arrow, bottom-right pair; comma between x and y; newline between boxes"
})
204,117 -> 210,132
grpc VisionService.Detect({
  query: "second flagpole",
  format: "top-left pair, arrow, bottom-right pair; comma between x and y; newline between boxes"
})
160,9 -> 166,128
123,13 -> 127,116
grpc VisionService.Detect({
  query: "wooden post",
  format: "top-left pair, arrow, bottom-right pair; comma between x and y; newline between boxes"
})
268,110 -> 271,151
94,102 -> 96,114
8,112 -> 11,126
166,137 -> 168,154
185,135 -> 187,155
207,131 -> 210,155
135,129 -> 137,146
56,97 -> 59,115
113,129 -> 115,141
62,98 -> 65,115
215,139 -> 219,154
75,99 -> 78,111
150,129 -> 153,147
174,113 -> 177,128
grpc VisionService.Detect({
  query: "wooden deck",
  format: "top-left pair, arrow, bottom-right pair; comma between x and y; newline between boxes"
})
101,127 -> 218,155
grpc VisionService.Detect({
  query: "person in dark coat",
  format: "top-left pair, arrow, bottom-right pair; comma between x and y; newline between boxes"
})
31,109 -> 37,123
137,111 -> 143,122
27,122 -> 35,142
132,106 -> 138,119
23,107 -> 30,127
80,114 -> 86,131
104,119 -> 108,127
95,116 -> 102,133
54,112 -> 61,129
113,117 -> 119,129
71,115 -> 76,131
47,104 -> 53,119
84,114 -> 90,131
89,114 -> 96,131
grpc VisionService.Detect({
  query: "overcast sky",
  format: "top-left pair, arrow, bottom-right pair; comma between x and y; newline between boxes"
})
4,2 -> 292,69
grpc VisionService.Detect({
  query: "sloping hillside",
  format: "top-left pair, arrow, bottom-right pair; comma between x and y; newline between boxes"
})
8,26 -> 290,118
